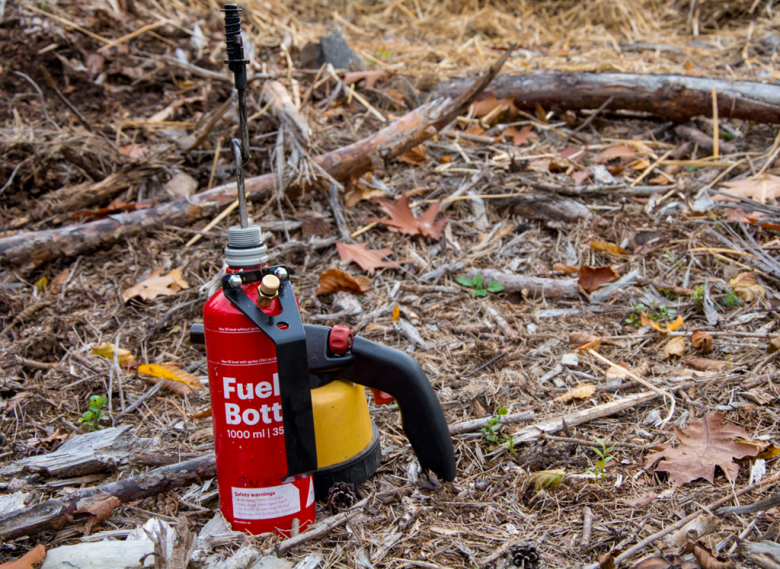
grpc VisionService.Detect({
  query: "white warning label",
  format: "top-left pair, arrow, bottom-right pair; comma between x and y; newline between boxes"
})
232,485 -> 300,520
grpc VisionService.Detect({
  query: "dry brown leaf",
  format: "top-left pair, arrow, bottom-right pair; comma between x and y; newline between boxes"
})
553,263 -> 578,275
768,336 -> 780,354
645,412 -> 759,487
578,266 -> 620,293
593,144 -> 641,163
0,545 -> 47,569
76,494 -> 120,535
502,125 -> 536,146
345,188 -> 387,208
464,124 -> 487,136
717,174 -> 780,202
692,331 -> 713,353
684,357 -> 726,372
553,384 -> 596,403
367,189 -> 448,240
471,94 -> 517,118
590,240 -> 627,255
641,313 -> 685,333
571,169 -> 591,185
633,558 -> 675,569
164,172 -> 198,197
336,242 -> 399,275
397,144 -> 428,165
688,541 -> 736,569
729,272 -> 765,302
530,469 -> 564,490
139,374 -> 198,397
663,337 -> 686,358
342,70 -> 389,89
48,268 -> 70,295
119,143 -> 147,159
569,332 -> 601,351
314,269 -> 371,296
122,266 -> 189,303
301,216 -> 331,238
606,360 -> 648,380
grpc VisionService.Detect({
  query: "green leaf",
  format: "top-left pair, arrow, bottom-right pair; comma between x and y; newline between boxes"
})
497,407 -> 508,415
472,274 -> 483,288
475,289 -> 487,297
487,280 -> 505,293
470,290 -> 479,298
455,277 -> 474,288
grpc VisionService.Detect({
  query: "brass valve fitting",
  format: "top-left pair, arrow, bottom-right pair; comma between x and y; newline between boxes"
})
256,274 -> 280,308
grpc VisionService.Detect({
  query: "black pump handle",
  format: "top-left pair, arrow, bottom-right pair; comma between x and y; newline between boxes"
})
304,324 -> 456,482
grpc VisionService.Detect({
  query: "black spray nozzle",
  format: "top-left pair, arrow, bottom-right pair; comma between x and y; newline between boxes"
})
222,3 -> 248,90
222,3 -> 250,163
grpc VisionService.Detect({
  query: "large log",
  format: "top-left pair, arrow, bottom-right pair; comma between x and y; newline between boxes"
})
436,73 -> 780,124
0,454 -> 215,541
0,48 -> 514,271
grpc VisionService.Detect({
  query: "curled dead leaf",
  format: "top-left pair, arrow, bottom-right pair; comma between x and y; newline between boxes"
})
569,332 -> 601,352
578,266 -> 620,293
471,94 -> 517,118
91,342 -> 137,368
0,545 -> 47,569
502,125 -> 536,146
553,384 -> 596,403
138,363 -> 203,390
691,331 -> 713,353
688,541 -> 735,569
768,336 -> 780,354
314,269 -> 371,296
729,272 -> 765,302
397,144 -> 427,165
593,144 -> 641,163
76,493 -> 121,535
301,216 -> 331,238
590,240 -> 627,255
48,268 -> 70,295
342,70 -> 389,89
718,174 -> 780,202
553,263 -> 578,275
663,337 -> 686,359
684,358 -> 726,372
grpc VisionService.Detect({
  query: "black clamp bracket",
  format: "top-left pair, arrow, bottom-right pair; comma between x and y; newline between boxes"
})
221,265 -> 318,481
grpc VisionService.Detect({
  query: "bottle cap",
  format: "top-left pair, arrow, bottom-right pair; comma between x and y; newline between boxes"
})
224,225 -> 268,268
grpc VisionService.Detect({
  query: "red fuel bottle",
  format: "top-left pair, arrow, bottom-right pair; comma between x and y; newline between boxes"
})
204,266 -> 315,536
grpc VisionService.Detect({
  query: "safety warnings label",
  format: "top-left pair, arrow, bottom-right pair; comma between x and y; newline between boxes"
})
232,484 -> 300,520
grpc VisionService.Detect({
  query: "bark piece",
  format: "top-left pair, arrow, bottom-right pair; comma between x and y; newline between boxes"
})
437,73 -> 780,124
0,426 -> 149,478
0,49 -> 513,271
40,542 -> 154,569
0,455 -> 216,541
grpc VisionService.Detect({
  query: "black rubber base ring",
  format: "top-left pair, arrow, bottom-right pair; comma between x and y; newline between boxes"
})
313,423 -> 381,499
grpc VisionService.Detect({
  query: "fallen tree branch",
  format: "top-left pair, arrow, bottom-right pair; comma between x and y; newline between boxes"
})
0,47 -> 515,271
448,411 -> 535,435
0,454 -> 215,541
437,73 -> 780,124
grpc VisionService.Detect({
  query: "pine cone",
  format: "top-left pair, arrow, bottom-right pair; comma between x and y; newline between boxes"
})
326,482 -> 356,512
510,546 -> 540,569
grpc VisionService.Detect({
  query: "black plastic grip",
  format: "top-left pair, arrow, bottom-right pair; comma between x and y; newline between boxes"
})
329,335 -> 456,482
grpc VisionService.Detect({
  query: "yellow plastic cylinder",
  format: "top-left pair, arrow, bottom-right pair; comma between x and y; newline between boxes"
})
311,380 -> 373,468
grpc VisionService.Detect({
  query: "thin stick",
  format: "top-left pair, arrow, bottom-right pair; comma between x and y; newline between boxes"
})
449,411 -> 535,435
581,507 -> 593,551
97,20 -> 168,53
571,95 -> 614,135
270,498 -> 369,554
712,88 -> 719,158
630,147 -> 675,187
206,139 -> 222,191
588,349 -> 675,427
614,471 -> 780,566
